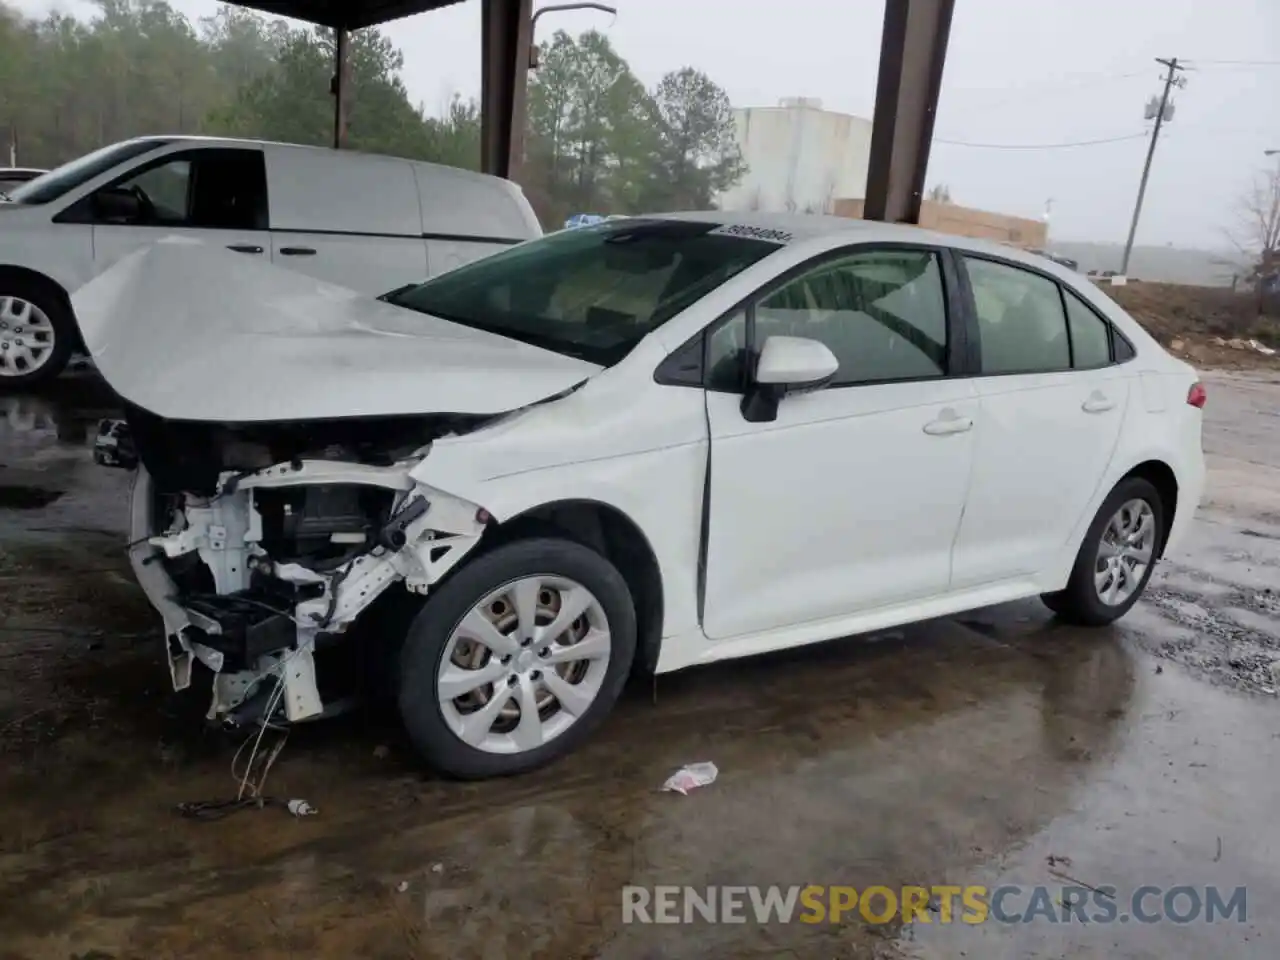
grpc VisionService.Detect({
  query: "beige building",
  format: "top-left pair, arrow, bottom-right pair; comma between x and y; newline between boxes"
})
833,198 -> 1048,251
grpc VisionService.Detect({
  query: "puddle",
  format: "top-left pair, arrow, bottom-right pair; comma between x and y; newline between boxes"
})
0,485 -> 65,510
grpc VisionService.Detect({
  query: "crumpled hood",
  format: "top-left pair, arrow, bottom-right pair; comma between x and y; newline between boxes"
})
72,237 -> 601,423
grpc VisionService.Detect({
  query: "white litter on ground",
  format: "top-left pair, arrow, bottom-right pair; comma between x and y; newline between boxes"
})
662,761 -> 719,795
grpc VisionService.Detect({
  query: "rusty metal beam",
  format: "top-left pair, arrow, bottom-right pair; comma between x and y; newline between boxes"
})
331,28 -> 351,148
863,0 -> 955,224
480,0 -> 532,181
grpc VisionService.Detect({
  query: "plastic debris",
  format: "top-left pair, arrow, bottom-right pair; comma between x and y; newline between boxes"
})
397,880 -> 410,893
286,798 -> 318,817
662,761 -> 719,795
430,862 -> 444,874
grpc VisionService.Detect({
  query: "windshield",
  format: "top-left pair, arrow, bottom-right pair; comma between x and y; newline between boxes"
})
385,219 -> 777,366
7,139 -> 169,205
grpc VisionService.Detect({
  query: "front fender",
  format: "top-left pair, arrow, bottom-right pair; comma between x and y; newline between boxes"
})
417,439 -> 708,641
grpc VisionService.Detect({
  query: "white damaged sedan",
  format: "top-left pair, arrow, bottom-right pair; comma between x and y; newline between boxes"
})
83,215 -> 1206,778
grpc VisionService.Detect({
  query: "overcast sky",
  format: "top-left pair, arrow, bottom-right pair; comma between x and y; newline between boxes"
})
13,0 -> 1280,248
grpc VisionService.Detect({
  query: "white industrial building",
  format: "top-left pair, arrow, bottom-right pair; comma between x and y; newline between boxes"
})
717,98 -> 873,215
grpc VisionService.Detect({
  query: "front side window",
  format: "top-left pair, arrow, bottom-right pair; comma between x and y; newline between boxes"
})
7,139 -> 168,205
752,248 -> 949,386
80,149 -> 267,230
965,257 -> 1070,375
386,219 -> 776,366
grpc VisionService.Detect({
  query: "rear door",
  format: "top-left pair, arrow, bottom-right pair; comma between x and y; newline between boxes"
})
79,147 -> 269,274
949,255 -> 1131,589
265,146 -> 427,293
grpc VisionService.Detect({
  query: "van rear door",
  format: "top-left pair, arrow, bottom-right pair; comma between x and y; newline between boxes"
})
264,145 -> 427,293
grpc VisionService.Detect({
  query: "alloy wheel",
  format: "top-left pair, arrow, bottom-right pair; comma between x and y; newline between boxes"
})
1094,498 -> 1156,606
436,575 -> 613,754
0,296 -> 56,378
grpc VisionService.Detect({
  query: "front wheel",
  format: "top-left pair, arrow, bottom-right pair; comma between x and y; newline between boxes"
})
1041,476 -> 1165,626
0,281 -> 73,388
397,537 -> 636,779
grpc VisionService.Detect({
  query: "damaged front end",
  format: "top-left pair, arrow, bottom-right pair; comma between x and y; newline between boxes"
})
102,408 -> 492,727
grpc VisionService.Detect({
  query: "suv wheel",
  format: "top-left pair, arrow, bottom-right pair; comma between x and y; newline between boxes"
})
398,537 -> 636,779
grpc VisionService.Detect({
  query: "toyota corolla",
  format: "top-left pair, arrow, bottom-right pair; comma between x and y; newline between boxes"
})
83,214 -> 1205,779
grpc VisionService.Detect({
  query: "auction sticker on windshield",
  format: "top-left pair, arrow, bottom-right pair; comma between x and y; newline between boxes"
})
709,224 -> 794,244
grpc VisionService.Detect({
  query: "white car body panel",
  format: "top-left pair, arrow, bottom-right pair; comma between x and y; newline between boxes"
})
950,368 -> 1131,588
88,210 -> 1204,740
71,240 -> 600,422
702,378 -> 979,639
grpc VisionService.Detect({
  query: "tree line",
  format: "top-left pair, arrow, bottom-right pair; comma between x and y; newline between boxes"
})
0,0 -> 744,227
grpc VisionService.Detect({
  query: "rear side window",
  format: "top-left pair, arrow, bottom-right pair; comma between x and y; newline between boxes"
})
754,248 -> 948,385
1063,288 -> 1111,369
965,257 -> 1070,375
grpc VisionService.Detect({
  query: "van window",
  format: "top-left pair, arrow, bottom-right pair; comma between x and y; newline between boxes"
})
386,219 -> 777,366
69,148 -> 268,230
7,139 -> 169,205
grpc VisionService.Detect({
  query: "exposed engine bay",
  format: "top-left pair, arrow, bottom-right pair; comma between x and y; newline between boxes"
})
100,404 -> 495,727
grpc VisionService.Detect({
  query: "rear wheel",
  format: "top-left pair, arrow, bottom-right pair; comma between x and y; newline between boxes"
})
397,537 -> 635,779
1041,476 -> 1164,626
0,280 -> 73,388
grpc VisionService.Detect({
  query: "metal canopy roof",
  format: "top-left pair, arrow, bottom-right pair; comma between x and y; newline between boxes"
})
221,0 -> 954,224
229,0 -> 464,30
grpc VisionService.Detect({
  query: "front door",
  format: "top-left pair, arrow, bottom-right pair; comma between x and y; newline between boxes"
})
701,246 -> 978,640
83,147 -> 269,275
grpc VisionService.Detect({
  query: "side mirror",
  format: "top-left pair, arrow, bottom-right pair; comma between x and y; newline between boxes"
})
741,335 -> 839,423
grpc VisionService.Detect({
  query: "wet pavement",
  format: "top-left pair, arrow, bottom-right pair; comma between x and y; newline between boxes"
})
1,371 -> 1278,959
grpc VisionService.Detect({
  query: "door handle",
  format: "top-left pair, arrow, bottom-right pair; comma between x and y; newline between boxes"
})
1082,393 -> 1115,414
226,244 -> 263,254
923,410 -> 973,436
279,246 -> 317,256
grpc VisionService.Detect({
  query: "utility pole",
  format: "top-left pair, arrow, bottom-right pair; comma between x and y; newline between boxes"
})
1121,57 -> 1185,275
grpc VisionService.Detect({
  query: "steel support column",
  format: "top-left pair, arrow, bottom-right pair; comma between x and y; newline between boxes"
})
480,0 -> 532,180
332,28 -> 351,149
862,0 -> 955,224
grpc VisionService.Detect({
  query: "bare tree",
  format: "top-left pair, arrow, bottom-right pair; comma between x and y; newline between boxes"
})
1227,164 -> 1280,313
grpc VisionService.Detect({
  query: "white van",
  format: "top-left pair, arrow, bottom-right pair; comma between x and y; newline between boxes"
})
0,136 -> 543,386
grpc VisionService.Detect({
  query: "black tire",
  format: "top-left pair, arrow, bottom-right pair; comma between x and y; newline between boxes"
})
1041,476 -> 1165,626
0,277 -> 73,389
397,537 -> 636,779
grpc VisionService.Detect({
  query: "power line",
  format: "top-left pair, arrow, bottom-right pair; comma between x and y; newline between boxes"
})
1184,59 -> 1280,67
934,133 -> 1148,149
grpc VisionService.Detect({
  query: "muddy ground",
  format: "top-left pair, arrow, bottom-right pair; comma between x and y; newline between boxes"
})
1,371 -> 1278,960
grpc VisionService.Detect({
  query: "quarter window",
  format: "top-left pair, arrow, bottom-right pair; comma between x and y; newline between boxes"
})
1063,288 -> 1112,369
965,257 -> 1069,375
753,248 -> 948,386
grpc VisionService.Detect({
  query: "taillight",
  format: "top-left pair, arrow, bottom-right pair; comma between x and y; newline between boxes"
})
1187,382 -> 1207,409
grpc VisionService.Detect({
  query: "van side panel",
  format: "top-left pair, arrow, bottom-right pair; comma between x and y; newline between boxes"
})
413,163 -> 541,277
263,144 -> 427,294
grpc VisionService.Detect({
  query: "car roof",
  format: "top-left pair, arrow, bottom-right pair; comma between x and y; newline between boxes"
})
125,135 -> 511,187
659,209 -> 1071,277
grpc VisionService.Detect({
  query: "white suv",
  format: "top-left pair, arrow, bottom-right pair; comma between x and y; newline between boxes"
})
83,213 -> 1206,779
0,136 -> 541,387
